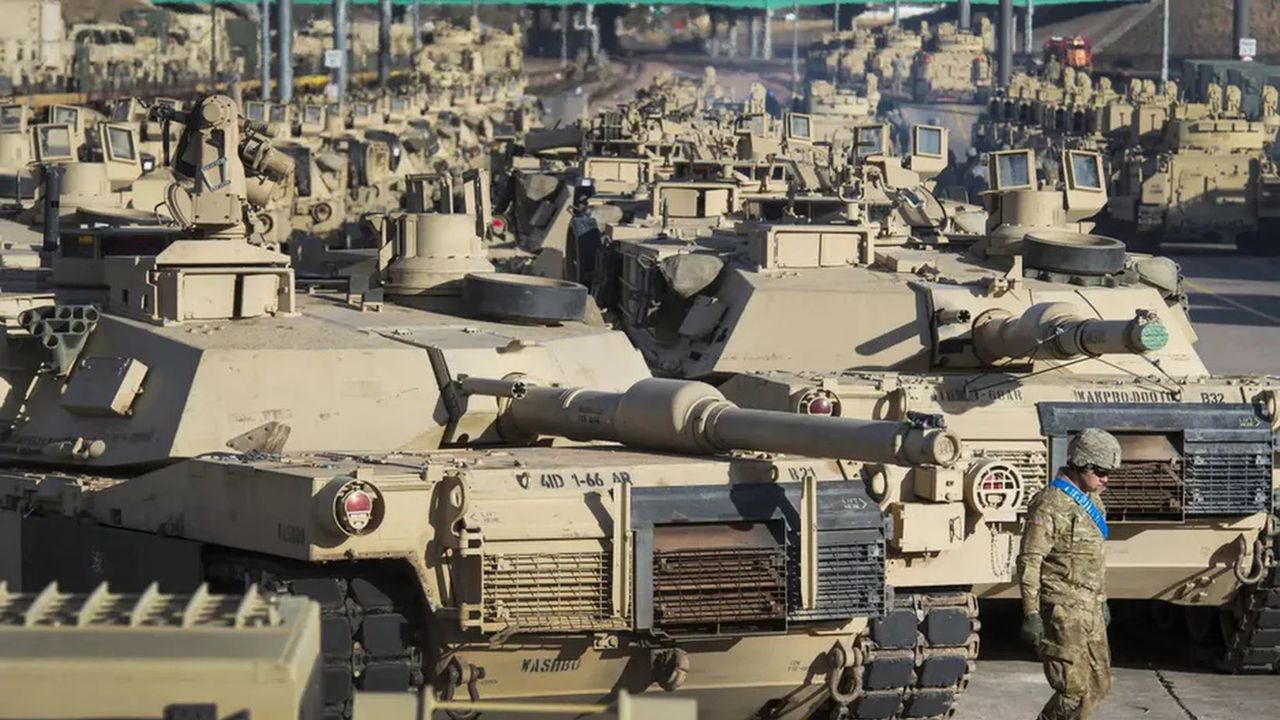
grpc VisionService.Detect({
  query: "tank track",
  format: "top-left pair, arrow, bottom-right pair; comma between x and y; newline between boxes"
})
832,590 -> 981,720
1219,524 -> 1280,674
204,554 -> 429,720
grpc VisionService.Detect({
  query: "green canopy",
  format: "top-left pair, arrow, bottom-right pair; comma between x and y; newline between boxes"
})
163,1 -> 1133,8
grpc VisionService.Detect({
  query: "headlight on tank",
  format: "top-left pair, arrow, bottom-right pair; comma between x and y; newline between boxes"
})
316,476 -> 386,537
964,458 -> 1025,523
310,202 -> 333,223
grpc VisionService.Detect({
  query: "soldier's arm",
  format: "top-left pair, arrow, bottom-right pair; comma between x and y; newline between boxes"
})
1017,504 -> 1055,615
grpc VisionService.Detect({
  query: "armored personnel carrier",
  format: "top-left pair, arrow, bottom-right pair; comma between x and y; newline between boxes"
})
912,22 -> 992,104
0,95 -> 978,720
870,26 -> 922,99
1110,94 -> 1280,254
594,147 -> 1280,675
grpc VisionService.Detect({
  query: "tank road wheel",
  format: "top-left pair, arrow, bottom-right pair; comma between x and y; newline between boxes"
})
462,272 -> 588,324
830,590 -> 980,719
205,554 -> 432,720
1150,600 -> 1179,633
1184,605 -> 1219,646
1216,537 -> 1280,673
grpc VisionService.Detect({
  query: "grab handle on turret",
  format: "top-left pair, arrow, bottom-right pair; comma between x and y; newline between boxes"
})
971,303 -> 1168,365
465,377 -> 962,467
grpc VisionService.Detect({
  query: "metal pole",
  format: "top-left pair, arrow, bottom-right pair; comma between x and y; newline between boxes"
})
586,2 -> 598,62
792,1 -> 799,84
749,15 -> 758,58
278,0 -> 293,102
1024,0 -> 1034,56
472,0 -> 480,30
210,0 -> 218,83
378,0 -> 391,90
764,8 -> 773,60
959,0 -> 971,32
833,0 -> 840,32
893,0 -> 901,28
411,0 -> 422,53
1161,0 -> 1169,85
1233,0 -> 1250,58
41,166 -> 61,264
333,0 -> 348,102
560,0 -> 568,67
260,0 -> 271,100
998,0 -> 1012,87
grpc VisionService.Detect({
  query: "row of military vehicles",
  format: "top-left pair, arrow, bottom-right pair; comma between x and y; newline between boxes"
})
807,19 -> 995,104
0,41 -> 1276,720
978,66 -> 1280,254
0,0 -> 526,98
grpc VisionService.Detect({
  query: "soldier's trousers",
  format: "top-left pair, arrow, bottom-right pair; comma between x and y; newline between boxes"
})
1036,604 -> 1112,720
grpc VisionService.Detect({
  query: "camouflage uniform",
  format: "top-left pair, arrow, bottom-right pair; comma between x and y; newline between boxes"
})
1018,429 -> 1118,720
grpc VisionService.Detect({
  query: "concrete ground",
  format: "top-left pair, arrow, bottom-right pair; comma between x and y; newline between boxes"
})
1169,247 -> 1280,375
957,660 -> 1280,719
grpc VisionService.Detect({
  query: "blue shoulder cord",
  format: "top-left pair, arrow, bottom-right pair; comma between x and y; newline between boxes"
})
1049,478 -> 1109,540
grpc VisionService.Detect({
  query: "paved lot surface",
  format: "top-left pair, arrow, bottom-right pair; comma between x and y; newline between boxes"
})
957,660 -> 1280,720
1170,247 -> 1280,375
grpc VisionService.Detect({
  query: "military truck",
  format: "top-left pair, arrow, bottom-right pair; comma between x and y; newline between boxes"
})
0,95 -> 982,720
592,147 -> 1280,676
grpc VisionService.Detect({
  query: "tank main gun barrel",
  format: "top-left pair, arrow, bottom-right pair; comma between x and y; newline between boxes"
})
467,377 -> 962,467
972,302 -> 1169,364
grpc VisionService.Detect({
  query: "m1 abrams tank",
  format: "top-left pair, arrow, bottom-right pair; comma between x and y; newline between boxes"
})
0,95 -> 974,720
595,146 -> 1280,675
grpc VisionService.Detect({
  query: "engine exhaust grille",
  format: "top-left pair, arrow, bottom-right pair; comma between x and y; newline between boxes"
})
651,524 -> 787,629
1183,444 -> 1273,515
787,528 -> 886,621
482,551 -> 613,631
1104,461 -> 1183,520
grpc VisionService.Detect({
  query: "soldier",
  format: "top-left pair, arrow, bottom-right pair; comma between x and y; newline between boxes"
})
1019,428 -> 1120,720
1044,54 -> 1062,85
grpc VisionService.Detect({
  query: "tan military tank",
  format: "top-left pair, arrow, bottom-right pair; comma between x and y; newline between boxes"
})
0,95 -> 979,720
912,22 -> 992,104
869,26 -> 922,99
594,146 -> 1280,676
